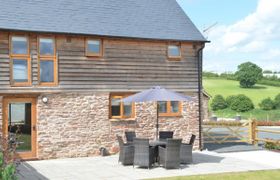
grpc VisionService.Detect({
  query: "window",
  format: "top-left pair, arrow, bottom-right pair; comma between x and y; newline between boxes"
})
38,37 -> 57,86
10,35 -> 31,86
158,101 -> 181,116
110,94 -> 135,119
86,39 -> 102,56
167,44 -> 181,59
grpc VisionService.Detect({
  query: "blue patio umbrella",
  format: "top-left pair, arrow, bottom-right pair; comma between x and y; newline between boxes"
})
122,86 -> 193,139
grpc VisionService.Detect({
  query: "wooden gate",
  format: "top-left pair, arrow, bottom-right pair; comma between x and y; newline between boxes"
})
203,121 -> 251,144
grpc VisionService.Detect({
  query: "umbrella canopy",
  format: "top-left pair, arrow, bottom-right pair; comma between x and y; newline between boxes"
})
122,86 -> 193,103
122,86 -> 193,140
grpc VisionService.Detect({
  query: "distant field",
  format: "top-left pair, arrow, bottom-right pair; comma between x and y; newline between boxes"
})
203,78 -> 280,107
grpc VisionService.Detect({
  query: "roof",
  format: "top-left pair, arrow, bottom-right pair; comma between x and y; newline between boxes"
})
0,0 -> 206,42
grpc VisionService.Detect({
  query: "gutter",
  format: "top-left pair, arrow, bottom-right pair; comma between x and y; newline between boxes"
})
197,43 -> 205,151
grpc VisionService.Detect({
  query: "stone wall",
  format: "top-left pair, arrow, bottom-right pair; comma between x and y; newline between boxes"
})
1,93 -> 199,159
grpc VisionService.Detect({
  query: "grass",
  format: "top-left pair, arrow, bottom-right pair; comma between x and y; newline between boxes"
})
213,108 -> 280,121
203,78 -> 280,121
151,170 -> 280,180
203,78 -> 280,107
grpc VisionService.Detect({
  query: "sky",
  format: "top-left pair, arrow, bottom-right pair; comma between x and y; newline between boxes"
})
177,0 -> 280,73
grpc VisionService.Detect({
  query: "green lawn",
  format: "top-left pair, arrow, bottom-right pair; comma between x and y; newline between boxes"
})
203,78 -> 280,107
151,170 -> 280,180
203,78 -> 280,121
213,108 -> 280,121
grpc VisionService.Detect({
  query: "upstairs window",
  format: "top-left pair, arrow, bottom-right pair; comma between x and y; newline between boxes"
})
10,35 -> 31,86
158,101 -> 181,116
11,36 -> 28,55
167,44 -> 181,59
38,37 -> 57,86
86,39 -> 102,57
110,94 -> 135,119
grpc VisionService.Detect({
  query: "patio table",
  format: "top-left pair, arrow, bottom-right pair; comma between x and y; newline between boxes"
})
149,140 -> 167,163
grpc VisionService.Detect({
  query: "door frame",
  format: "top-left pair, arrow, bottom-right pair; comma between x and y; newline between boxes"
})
2,96 -> 37,159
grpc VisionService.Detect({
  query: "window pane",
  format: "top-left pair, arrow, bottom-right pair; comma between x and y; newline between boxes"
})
12,36 -> 28,55
123,102 -> 132,117
111,98 -> 121,116
171,101 -> 179,113
40,60 -> 54,82
40,38 -> 54,55
158,101 -> 167,113
87,40 -> 100,54
168,45 -> 180,57
13,59 -> 28,82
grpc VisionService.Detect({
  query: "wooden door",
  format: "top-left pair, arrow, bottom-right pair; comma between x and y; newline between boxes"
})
2,97 -> 37,159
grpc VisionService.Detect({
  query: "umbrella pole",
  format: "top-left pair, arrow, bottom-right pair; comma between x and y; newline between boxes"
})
156,102 -> 159,140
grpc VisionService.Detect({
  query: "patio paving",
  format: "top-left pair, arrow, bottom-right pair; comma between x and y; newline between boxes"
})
18,150 -> 280,180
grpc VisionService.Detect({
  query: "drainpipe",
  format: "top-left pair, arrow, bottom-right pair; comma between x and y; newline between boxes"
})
197,43 -> 205,151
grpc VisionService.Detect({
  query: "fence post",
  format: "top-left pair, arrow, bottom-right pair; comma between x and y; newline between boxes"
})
249,119 -> 257,145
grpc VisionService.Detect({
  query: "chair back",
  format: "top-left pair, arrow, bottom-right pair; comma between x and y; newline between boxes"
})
189,134 -> 196,145
159,131 -> 173,141
133,138 -> 150,166
117,135 -> 124,148
125,131 -> 136,142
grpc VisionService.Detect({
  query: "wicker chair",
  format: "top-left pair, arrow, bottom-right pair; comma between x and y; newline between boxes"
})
125,131 -> 136,144
180,134 -> 196,164
159,131 -> 174,141
159,139 -> 182,169
117,135 -> 134,165
133,138 -> 155,169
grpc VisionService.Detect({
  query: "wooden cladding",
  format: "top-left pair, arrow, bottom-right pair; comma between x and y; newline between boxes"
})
0,31 -> 201,92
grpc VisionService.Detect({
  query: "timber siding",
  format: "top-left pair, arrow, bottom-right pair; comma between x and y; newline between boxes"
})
0,31 -> 201,93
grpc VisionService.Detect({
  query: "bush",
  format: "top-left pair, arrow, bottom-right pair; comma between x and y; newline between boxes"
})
230,94 -> 254,112
211,95 -> 228,111
274,94 -> 280,109
259,98 -> 275,110
203,71 -> 219,78
0,153 -> 17,180
264,141 -> 280,150
226,95 -> 237,106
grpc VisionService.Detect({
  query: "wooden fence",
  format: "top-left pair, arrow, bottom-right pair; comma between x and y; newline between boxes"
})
203,120 -> 280,145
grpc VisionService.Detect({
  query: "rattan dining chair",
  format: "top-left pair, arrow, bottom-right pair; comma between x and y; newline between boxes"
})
117,135 -> 134,165
158,138 -> 182,169
180,134 -> 196,164
133,138 -> 155,169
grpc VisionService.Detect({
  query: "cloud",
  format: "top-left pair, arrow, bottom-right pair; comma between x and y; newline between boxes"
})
204,0 -> 280,72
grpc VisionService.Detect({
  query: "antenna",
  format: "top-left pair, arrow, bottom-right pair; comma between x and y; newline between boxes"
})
203,22 -> 218,39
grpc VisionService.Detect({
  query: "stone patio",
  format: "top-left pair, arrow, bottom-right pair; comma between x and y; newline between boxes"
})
18,150 -> 280,180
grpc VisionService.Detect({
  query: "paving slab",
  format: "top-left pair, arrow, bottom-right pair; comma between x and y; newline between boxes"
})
17,150 -> 280,180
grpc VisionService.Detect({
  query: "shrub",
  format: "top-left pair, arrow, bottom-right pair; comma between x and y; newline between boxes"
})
211,95 -> 228,111
264,141 -> 280,150
259,98 -> 275,110
230,94 -> 254,112
274,94 -> 280,109
226,95 -> 237,106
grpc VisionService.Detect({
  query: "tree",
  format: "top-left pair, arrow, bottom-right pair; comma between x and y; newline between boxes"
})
211,95 -> 228,111
235,62 -> 263,88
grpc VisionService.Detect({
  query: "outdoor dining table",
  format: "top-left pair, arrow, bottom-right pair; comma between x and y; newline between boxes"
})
149,140 -> 167,163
